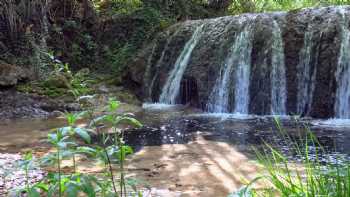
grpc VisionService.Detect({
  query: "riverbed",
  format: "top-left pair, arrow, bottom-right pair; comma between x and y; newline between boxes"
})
1,104 -> 350,196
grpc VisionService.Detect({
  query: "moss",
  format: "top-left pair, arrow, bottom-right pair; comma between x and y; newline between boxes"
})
43,74 -> 72,89
16,84 -> 34,93
112,90 -> 141,106
42,87 -> 67,98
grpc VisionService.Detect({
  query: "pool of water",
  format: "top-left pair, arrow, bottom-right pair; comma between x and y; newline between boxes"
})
1,104 -> 350,164
128,104 -> 350,164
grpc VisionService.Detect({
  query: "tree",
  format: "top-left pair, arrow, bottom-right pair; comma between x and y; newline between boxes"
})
207,0 -> 233,10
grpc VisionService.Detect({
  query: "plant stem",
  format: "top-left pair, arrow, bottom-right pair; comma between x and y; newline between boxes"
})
121,149 -> 126,197
90,113 -> 118,195
57,147 -> 62,197
25,167 -> 29,193
120,130 -> 127,197
104,149 -> 118,195
120,147 -> 124,197
73,153 -> 76,173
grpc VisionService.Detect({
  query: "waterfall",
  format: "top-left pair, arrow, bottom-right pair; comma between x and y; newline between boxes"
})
233,25 -> 254,114
207,23 -> 254,113
159,24 -> 204,104
144,42 -> 158,102
144,7 -> 350,118
296,27 -> 317,116
335,9 -> 350,119
147,29 -> 181,102
270,20 -> 287,115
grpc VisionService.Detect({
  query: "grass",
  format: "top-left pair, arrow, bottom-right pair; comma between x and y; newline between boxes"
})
231,117 -> 350,197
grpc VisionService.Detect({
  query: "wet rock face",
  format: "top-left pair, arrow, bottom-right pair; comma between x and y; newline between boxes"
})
0,62 -> 30,87
129,6 -> 350,118
249,16 -> 276,115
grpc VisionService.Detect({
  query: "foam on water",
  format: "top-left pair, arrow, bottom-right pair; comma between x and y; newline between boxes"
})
189,113 -> 257,120
312,118 -> 350,128
142,103 -> 181,110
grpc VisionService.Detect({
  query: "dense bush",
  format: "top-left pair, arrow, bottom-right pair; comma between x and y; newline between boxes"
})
3,0 -> 350,79
229,0 -> 350,14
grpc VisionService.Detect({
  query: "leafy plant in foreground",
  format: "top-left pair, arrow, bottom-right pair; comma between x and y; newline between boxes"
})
36,98 -> 142,197
16,151 -> 48,197
89,98 -> 142,197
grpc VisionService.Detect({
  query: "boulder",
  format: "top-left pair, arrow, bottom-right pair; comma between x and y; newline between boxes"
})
0,62 -> 29,87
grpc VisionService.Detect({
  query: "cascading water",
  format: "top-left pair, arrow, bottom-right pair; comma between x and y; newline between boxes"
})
207,22 -> 254,113
144,7 -> 350,119
143,43 -> 158,102
335,8 -> 350,119
145,30 -> 181,102
159,24 -> 204,104
233,24 -> 254,114
270,20 -> 287,115
296,27 -> 317,116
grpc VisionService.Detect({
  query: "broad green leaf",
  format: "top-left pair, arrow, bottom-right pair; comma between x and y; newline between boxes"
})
76,146 -> 97,156
74,128 -> 91,143
28,188 -> 40,197
108,99 -> 120,112
66,182 -> 79,197
59,126 -> 73,136
117,116 -> 142,128
24,151 -> 33,161
33,182 -> 49,192
80,175 -> 96,197
48,133 -> 58,144
47,183 -> 59,197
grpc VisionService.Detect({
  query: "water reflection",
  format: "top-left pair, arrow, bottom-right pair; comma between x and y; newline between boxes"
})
1,104 -> 350,164
127,105 -> 350,164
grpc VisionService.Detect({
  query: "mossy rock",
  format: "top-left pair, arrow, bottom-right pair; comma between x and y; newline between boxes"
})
16,84 -> 34,93
112,90 -> 141,106
43,73 -> 72,89
43,87 -> 67,98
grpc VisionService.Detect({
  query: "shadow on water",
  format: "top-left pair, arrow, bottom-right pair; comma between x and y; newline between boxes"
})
122,105 -> 350,163
1,104 -> 350,162
2,105 -> 350,195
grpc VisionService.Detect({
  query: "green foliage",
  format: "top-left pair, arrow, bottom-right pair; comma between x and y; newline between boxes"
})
101,6 -> 174,72
17,53 -> 95,98
94,0 -> 143,15
231,118 -> 350,197
229,0 -> 350,14
50,12 -> 99,69
24,98 -> 143,196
